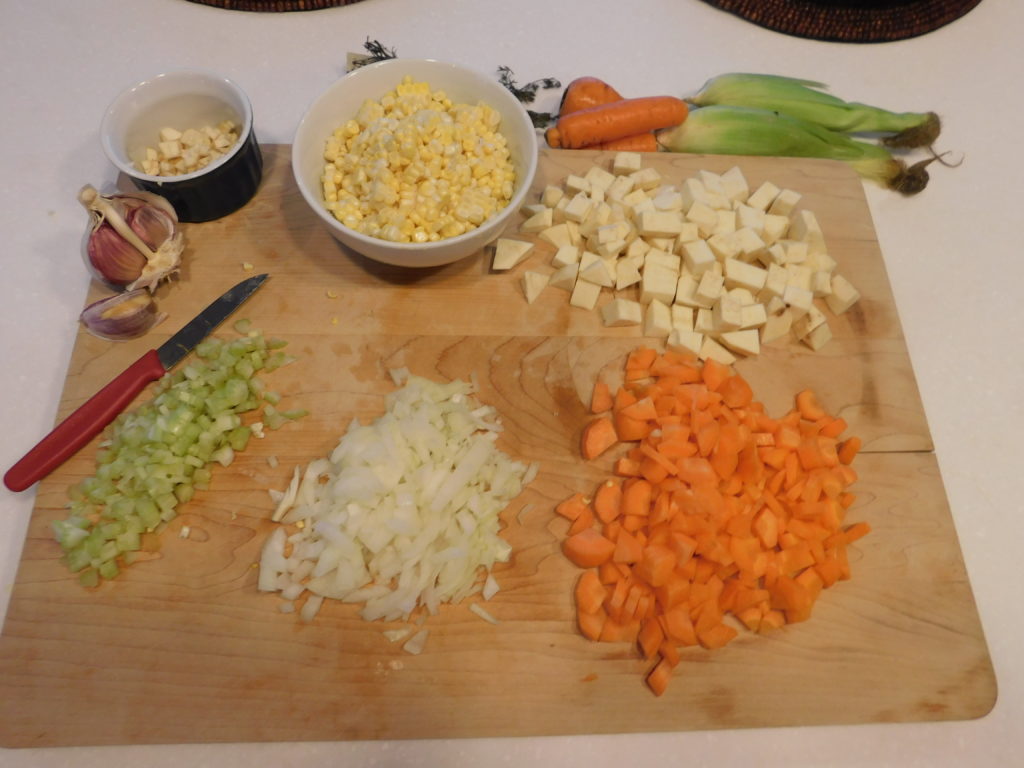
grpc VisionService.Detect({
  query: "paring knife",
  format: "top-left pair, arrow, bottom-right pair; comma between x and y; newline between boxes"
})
4,274 -> 269,493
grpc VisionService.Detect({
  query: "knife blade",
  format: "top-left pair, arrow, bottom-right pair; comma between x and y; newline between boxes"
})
4,274 -> 269,492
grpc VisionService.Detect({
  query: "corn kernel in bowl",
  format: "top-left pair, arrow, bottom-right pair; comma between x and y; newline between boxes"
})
320,76 -> 515,244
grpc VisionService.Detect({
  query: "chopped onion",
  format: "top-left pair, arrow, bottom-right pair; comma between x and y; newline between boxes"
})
403,629 -> 429,655
260,372 -> 538,639
469,603 -> 498,624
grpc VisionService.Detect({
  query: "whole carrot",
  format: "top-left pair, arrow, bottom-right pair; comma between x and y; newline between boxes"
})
546,96 -> 689,149
559,76 -> 623,116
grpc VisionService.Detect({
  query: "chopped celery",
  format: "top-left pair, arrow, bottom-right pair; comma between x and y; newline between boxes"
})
53,326 -> 305,586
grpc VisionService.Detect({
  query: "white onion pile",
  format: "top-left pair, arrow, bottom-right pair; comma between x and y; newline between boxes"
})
259,369 -> 537,630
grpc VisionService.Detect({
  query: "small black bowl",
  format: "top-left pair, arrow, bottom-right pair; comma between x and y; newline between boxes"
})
100,70 -> 263,223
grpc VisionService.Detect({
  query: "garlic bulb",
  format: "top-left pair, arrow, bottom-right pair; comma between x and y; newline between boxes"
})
79,185 -> 185,292
80,290 -> 167,341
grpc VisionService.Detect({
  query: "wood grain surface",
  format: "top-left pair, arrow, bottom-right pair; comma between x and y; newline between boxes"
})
0,146 -> 995,747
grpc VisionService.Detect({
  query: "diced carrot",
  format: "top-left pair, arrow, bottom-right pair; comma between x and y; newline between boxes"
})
796,390 -> 827,422
555,492 -> 589,521
593,479 -> 622,523
563,528 -> 616,568
558,347 -> 866,696
568,505 -> 595,536
612,528 -> 644,564
838,436 -> 862,465
645,657 -> 675,697
575,569 -> 608,615
581,416 -> 618,460
590,380 -> 613,413
578,607 -> 607,641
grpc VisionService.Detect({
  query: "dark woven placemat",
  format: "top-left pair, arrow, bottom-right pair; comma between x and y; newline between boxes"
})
185,0 -> 365,11
700,0 -> 983,43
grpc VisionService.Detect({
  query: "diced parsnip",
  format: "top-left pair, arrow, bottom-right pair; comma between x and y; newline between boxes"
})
802,319 -> 833,350
681,239 -> 716,276
492,238 -> 534,271
640,264 -> 678,305
569,278 -> 602,310
520,208 -> 553,233
695,270 -> 725,306
767,188 -> 801,216
644,299 -> 673,337
740,302 -> 768,329
538,223 -> 574,249
584,165 -> 616,195
671,303 -> 695,331
602,297 -> 643,327
564,192 -> 594,224
783,284 -> 815,316
541,184 -> 564,208
761,308 -> 793,343
699,336 -> 736,365
616,258 -> 642,291
578,252 -> 615,287
723,258 -> 768,293
711,293 -> 743,330
612,151 -> 642,175
825,273 -> 860,314
551,244 -> 581,268
747,181 -> 781,212
720,166 -> 749,202
685,201 -> 719,237
719,328 -> 761,357
667,327 -> 704,356
564,174 -> 590,195
522,271 -> 549,304
549,263 -> 579,291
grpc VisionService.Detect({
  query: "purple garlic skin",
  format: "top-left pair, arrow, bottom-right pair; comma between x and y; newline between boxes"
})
80,290 -> 166,341
79,185 -> 185,292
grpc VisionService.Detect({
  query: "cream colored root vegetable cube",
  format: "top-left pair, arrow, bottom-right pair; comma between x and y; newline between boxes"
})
762,213 -> 790,244
740,302 -> 768,329
675,273 -> 710,309
760,309 -> 793,344
694,307 -> 716,334
522,271 -> 549,304
569,278 -> 602,310
538,223 -> 574,248
707,231 -> 742,261
640,264 -> 678,305
695,270 -> 725,306
699,336 -> 736,365
549,263 -> 579,291
783,284 -> 814,316
551,244 -> 580,268
724,258 -> 768,293
520,208 -> 553,233
668,327 -> 704,357
682,239 -> 716,276
644,249 -> 681,274
768,188 -> 801,216
159,126 -> 183,142
747,181 -> 780,212
735,227 -> 768,261
578,253 -> 615,287
760,262 -> 789,301
585,165 -> 616,195
811,270 -> 833,297
825,273 -> 861,314
564,192 -> 594,224
492,238 -> 534,270
521,203 -> 548,218
720,166 -> 749,202
673,222 -> 702,249
712,293 -> 744,330
606,175 -> 635,201
685,202 -> 719,237
644,299 -> 673,337
630,167 -> 663,191
541,185 -> 564,208
564,174 -> 590,195
736,204 -> 765,234
719,329 -> 760,357
790,209 -> 827,254
671,303 -> 694,331
612,151 -> 643,175
677,178 -> 708,211
602,297 -> 643,327
616,259 -> 642,291
792,304 -> 827,338
653,190 -> 685,212
712,210 -> 738,236
802,320 -> 832,351
639,211 -> 686,238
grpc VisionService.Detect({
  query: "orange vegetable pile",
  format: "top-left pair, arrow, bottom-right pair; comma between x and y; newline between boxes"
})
558,346 -> 869,696
545,76 -> 684,152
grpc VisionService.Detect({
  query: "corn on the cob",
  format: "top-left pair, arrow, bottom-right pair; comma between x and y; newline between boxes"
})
689,73 -> 940,149
656,105 -> 933,195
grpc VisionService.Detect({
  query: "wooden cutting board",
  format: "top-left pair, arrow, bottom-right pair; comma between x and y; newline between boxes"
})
0,146 -> 995,747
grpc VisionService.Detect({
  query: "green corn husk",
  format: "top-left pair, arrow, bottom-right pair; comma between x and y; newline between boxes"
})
689,73 -> 940,149
657,105 -> 935,195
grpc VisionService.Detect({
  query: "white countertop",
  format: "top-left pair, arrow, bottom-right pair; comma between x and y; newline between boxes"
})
1,0 -> 1020,764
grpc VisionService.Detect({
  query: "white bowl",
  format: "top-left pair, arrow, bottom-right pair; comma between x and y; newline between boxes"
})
291,58 -> 539,268
100,69 -> 262,223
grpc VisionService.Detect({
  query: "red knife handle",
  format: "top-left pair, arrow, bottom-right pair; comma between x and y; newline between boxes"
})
4,349 -> 166,492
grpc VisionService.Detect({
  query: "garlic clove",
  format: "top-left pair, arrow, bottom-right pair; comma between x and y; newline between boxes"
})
79,185 -> 185,293
80,290 -> 167,341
